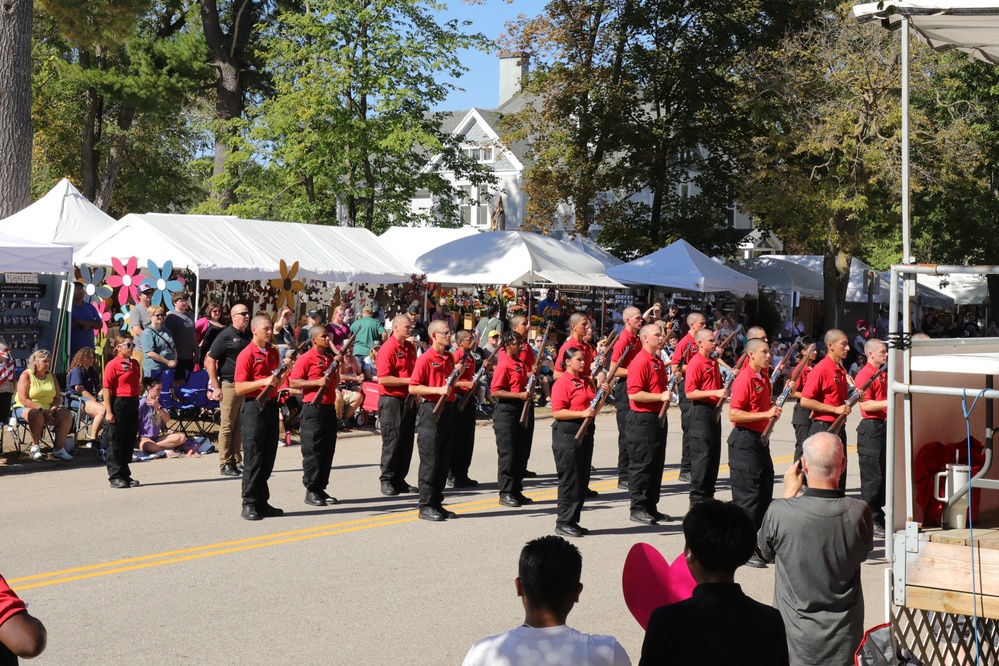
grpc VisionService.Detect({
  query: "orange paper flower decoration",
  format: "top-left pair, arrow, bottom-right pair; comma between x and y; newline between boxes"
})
270,260 -> 305,311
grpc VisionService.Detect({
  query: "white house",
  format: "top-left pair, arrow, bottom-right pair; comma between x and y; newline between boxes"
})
416,54 -> 774,254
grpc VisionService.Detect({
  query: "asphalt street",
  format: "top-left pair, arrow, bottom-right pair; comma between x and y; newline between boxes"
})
0,406 -> 888,665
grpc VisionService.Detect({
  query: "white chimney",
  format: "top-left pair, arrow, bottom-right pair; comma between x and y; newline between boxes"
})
498,53 -> 529,107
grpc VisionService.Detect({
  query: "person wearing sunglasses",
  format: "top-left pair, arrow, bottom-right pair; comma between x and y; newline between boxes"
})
101,334 -> 143,488
205,304 -> 252,477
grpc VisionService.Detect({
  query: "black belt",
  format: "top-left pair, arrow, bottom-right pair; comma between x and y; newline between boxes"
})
496,398 -> 525,406
863,417 -> 886,421
692,400 -> 717,408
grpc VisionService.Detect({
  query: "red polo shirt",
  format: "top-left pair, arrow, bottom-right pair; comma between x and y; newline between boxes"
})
856,363 -> 888,420
729,366 -> 772,432
557,337 -> 594,378
410,347 -> 456,403
684,351 -> 722,405
491,350 -> 528,393
234,344 -> 280,399
801,355 -> 848,423
0,574 -> 26,627
376,335 -> 416,398
452,350 -> 476,395
611,328 -> 640,369
499,344 -> 536,369
104,354 -> 141,398
627,349 -> 669,413
289,347 -> 338,406
795,363 -> 812,393
551,372 -> 596,412
670,333 -> 697,370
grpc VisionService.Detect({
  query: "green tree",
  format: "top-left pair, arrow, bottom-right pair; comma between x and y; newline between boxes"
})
735,5 -> 981,328
245,0 -> 493,231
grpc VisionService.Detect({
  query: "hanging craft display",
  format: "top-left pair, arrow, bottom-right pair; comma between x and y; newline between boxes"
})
269,260 -> 305,311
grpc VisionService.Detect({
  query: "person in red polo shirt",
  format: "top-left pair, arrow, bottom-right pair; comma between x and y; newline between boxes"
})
728,337 -> 782,568
684,329 -> 726,509
789,341 -> 818,464
800,329 -> 851,490
553,313 -> 595,382
448,330 -> 479,489
376,314 -> 418,497
234,315 -> 286,521
507,315 -> 539,478
0,573 -> 46,661
611,306 -> 643,488
491,330 -> 533,508
290,325 -> 340,508
550,346 -> 604,538
626,323 -> 672,525
409,320 -> 463,521
101,334 -> 142,489
856,338 -> 888,538
671,312 -> 706,483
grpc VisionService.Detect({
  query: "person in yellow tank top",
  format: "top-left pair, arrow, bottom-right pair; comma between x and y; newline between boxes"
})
13,350 -> 74,461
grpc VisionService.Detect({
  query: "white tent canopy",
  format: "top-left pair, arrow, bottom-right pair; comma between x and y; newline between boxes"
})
916,272 -> 988,305
854,1 -> 999,64
561,234 -> 624,270
0,178 -> 116,251
0,231 -> 74,273
607,239 -> 758,298
75,214 -> 417,283
727,257 -> 824,299
415,230 -> 624,288
379,227 -> 479,270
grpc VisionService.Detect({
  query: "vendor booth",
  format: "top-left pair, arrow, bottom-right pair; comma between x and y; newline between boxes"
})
0,178 -> 116,251
608,240 -> 758,298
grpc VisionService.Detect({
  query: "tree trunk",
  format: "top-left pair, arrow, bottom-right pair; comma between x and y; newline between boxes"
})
94,106 -> 137,211
0,0 -> 32,218
822,248 -> 853,331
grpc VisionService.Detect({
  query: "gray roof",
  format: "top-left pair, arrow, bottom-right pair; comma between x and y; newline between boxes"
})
428,92 -> 540,168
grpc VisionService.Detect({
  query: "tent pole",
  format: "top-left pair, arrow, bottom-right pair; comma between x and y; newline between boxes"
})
194,271 -> 201,322
901,16 -> 911,264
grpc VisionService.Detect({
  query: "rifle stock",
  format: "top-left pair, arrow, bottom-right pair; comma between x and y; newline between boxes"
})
432,355 -> 468,421
828,365 -> 886,436
310,331 -> 357,406
256,341 -> 308,406
520,324 -> 551,426
459,344 -> 500,412
762,344 -> 815,438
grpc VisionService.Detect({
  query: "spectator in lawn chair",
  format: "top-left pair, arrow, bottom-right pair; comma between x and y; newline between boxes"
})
14,349 -> 75,461
137,376 -> 192,457
66,347 -> 106,448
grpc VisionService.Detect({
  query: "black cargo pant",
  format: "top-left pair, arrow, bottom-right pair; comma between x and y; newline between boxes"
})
614,381 -> 632,484
857,417 -> 887,526
107,396 -> 139,482
300,402 -> 337,494
552,419 -> 594,526
417,401 -> 453,509
449,395 -> 477,482
241,398 -> 280,508
626,411 -> 667,514
678,378 -> 692,475
792,402 -> 812,464
728,426 -> 775,529
378,395 -> 417,489
493,400 -> 530,496
687,401 -> 721,504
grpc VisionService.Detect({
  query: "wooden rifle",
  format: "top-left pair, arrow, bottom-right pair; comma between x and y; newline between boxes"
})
763,343 -> 815,438
575,337 -> 630,441
431,353 -> 469,421
828,365 -> 887,436
712,362 -> 737,420
589,331 -> 619,379
520,323 -> 551,426
256,340 -> 308,406
310,331 -> 357,406
710,330 -> 738,359
459,344 -> 499,412
657,357 -> 679,428
770,341 -> 801,386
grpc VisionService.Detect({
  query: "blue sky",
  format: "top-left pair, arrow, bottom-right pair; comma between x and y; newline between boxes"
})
432,0 -> 544,111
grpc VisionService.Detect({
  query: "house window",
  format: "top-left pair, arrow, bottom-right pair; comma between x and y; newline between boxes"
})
459,185 -> 491,227
462,146 -> 494,163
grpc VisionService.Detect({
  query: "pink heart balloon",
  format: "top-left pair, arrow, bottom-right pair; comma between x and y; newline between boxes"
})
622,543 -> 696,629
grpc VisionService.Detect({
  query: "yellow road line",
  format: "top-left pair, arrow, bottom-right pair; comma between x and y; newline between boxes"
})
11,447 -> 847,592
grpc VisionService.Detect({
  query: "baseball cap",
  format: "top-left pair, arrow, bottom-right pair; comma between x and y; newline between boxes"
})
488,330 -> 501,339
307,309 -> 321,318
140,284 -> 155,293
408,301 -> 421,314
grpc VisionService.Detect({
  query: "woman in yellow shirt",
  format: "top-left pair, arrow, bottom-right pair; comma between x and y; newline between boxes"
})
13,350 -> 74,461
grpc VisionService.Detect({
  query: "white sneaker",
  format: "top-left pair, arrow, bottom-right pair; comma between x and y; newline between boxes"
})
52,448 -> 73,461
30,445 -> 42,460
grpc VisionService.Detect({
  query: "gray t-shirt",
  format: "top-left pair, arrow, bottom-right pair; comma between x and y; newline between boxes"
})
130,304 -> 151,351
165,310 -> 197,362
758,488 -> 873,666
140,326 -> 175,375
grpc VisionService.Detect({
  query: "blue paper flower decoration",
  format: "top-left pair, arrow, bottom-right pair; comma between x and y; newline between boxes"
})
78,265 -> 113,304
139,260 -> 185,310
114,304 -> 131,332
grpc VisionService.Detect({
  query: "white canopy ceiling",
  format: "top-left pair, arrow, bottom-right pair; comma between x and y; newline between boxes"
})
0,231 -> 74,273
415,230 -> 625,288
854,2 -> 999,64
728,257 -> 824,299
607,240 -> 758,298
0,178 -> 116,251
75,214 -> 417,283
917,272 -> 988,305
561,234 -> 624,270
379,226 -> 479,270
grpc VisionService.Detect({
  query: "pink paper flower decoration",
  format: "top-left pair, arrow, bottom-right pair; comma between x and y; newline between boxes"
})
106,257 -> 141,306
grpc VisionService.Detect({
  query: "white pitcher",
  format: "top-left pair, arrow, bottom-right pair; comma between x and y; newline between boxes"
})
935,463 -> 972,529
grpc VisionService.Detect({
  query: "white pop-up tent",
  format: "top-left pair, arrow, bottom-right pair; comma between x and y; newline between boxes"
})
415,230 -> 624,288
0,231 -> 74,273
916,272 -> 988,305
561,234 -> 624,270
379,226 -> 479,270
607,239 -> 758,298
75,214 -> 418,283
728,256 -> 824,300
0,178 -> 116,251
